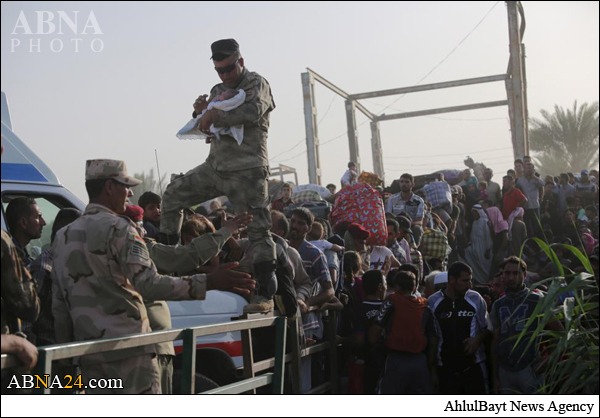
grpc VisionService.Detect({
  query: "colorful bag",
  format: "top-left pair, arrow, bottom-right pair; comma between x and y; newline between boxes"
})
358,171 -> 383,188
418,228 -> 449,261
293,184 -> 333,200
292,190 -> 322,203
422,181 -> 452,209
331,183 -> 387,246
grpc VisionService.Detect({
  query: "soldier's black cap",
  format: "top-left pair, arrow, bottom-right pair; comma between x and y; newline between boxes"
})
210,38 -> 239,60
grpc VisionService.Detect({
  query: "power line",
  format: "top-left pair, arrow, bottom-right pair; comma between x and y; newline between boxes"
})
270,138 -> 305,161
272,2 -> 504,169
321,130 -> 352,146
376,1 -> 502,114
276,148 -> 308,163
383,146 -> 512,159
318,94 -> 339,124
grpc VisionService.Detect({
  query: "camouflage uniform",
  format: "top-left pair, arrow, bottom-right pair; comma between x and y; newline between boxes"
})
143,300 -> 174,394
51,204 -> 213,394
145,225 -> 236,274
143,224 -> 237,393
11,236 -> 34,269
161,67 -> 277,300
1,229 -> 40,335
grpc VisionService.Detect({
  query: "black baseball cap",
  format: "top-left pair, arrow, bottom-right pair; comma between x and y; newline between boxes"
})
210,38 -> 239,60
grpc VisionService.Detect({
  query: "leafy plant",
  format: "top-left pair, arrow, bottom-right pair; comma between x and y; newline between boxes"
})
514,238 -> 598,394
133,168 -> 169,198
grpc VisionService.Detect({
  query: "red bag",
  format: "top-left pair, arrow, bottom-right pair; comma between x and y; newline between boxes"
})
331,183 -> 387,245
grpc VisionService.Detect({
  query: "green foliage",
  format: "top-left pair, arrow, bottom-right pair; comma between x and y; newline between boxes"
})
515,237 -> 599,394
133,168 -> 168,199
529,101 -> 599,175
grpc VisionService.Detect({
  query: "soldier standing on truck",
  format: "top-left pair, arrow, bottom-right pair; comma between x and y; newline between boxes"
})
159,38 -> 277,314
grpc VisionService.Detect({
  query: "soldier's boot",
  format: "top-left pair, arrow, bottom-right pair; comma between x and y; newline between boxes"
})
158,232 -> 180,246
243,261 -> 277,314
243,295 -> 274,314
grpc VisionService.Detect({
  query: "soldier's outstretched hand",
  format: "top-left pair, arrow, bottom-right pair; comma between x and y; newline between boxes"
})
207,262 -> 255,296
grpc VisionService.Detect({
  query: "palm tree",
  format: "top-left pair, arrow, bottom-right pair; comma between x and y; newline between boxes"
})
133,168 -> 169,197
529,101 -> 599,175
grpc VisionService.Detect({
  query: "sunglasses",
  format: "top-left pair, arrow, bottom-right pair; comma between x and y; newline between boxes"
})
215,58 -> 239,75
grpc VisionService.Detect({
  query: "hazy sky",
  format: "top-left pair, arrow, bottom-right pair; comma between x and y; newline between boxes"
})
1,1 -> 598,202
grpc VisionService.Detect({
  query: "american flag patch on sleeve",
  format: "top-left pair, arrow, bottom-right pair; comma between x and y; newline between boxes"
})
128,232 -> 150,264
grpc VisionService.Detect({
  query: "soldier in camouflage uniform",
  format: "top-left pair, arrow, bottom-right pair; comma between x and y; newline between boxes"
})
1,142 -> 40,393
129,205 -> 252,394
160,38 -> 277,314
51,159 -> 255,394
123,204 -> 176,394
1,229 -> 40,336
148,214 -> 252,275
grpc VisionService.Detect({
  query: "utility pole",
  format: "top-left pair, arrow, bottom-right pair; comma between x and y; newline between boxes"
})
506,1 -> 529,159
301,72 -> 321,185
345,99 -> 360,173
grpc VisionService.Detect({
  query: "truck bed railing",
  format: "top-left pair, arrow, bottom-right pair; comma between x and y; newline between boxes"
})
1,310 -> 340,394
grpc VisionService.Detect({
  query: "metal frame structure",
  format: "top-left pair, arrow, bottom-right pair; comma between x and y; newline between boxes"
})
301,1 -> 528,185
269,163 -> 299,185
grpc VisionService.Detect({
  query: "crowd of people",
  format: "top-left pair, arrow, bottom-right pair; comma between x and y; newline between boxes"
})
2,37 -> 598,396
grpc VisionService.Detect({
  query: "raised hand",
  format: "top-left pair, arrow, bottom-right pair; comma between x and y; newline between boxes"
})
206,262 -> 255,296
223,212 -> 253,232
193,94 -> 208,114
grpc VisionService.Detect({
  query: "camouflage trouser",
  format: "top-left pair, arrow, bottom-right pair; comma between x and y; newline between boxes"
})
80,354 -> 160,394
161,163 -> 276,298
157,354 -> 174,394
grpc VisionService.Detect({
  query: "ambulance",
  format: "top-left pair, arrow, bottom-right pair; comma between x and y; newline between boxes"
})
1,91 -> 85,241
1,91 -> 245,388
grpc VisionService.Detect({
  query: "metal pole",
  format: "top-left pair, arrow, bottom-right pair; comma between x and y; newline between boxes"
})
506,1 -> 528,158
345,99 -> 360,172
350,74 -> 508,100
370,121 -> 384,183
302,72 -> 321,184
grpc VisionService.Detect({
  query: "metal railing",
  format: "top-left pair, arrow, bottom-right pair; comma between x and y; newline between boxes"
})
1,310 -> 340,394
2,316 -> 287,395
238,310 -> 339,394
